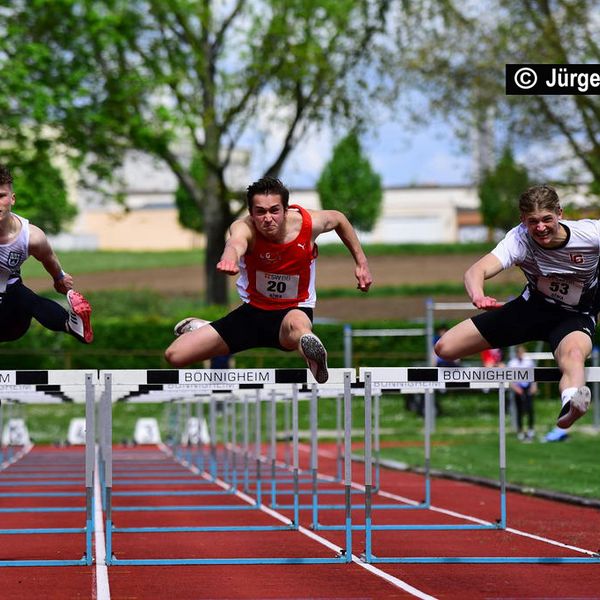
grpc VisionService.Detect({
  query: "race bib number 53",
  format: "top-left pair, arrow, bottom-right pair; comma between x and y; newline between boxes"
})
537,275 -> 583,306
256,271 -> 299,299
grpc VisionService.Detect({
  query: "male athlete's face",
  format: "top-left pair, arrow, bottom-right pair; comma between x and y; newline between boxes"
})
521,208 -> 563,247
250,194 -> 286,240
0,184 -> 15,222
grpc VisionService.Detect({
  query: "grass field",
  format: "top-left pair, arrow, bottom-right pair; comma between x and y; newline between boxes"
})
21,249 -> 206,278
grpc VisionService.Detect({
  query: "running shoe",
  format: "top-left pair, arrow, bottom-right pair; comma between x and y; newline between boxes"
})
544,426 -> 568,442
173,317 -> 210,337
66,289 -> 94,343
300,333 -> 329,384
556,386 -> 591,429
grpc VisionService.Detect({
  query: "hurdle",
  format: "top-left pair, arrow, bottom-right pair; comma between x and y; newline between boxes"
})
99,387 -> 270,519
100,368 -> 356,566
360,366 -> 600,564
0,370 -> 96,567
266,384 -> 368,520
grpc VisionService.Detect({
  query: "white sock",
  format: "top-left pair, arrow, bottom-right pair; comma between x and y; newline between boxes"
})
561,387 -> 578,407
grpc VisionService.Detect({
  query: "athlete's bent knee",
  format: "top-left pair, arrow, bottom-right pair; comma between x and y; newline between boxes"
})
434,339 -> 456,362
560,345 -> 587,365
434,339 -> 446,359
165,346 -> 185,368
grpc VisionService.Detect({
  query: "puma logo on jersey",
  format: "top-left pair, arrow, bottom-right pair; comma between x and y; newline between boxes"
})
297,243 -> 306,250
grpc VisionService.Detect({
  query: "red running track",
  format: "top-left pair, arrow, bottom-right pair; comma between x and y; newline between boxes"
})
1,443 -> 599,600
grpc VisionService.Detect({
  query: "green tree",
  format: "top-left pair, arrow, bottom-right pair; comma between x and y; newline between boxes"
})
317,132 -> 382,232
395,0 -> 600,194
1,0 -> 395,305
175,153 -> 205,234
478,147 -> 529,236
5,143 -> 76,234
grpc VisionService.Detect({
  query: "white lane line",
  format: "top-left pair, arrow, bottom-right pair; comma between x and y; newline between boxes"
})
162,444 -> 437,600
94,449 -> 111,600
306,443 -> 598,556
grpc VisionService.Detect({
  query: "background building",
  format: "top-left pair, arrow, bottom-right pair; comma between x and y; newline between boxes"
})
51,150 -> 484,250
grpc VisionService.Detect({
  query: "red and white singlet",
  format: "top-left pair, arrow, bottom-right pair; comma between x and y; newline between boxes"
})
236,205 -> 317,310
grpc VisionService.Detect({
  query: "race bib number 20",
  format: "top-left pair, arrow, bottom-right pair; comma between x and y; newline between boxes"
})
256,271 -> 299,300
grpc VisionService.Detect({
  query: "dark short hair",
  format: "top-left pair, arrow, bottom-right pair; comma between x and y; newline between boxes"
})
519,184 -> 560,215
0,165 -> 13,187
246,177 -> 289,211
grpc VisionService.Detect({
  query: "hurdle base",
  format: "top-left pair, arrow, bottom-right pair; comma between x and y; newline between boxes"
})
108,555 -> 350,566
364,554 -> 600,564
0,555 -> 90,568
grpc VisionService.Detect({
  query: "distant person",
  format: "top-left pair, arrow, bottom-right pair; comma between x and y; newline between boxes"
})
165,177 -> 372,382
507,345 -> 537,441
435,184 -> 597,430
480,347 -> 504,368
0,165 -> 93,344
210,354 -> 231,369
480,347 -> 504,394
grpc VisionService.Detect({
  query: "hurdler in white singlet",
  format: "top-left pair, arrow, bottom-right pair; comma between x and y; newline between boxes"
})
0,214 -> 29,292
492,219 -> 600,313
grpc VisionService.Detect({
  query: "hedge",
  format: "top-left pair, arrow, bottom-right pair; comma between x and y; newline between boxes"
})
0,318 -> 429,370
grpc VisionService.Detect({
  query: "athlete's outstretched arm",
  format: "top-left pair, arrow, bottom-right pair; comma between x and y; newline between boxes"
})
216,219 -> 253,275
28,225 -> 73,294
311,209 -> 372,292
464,253 -> 505,309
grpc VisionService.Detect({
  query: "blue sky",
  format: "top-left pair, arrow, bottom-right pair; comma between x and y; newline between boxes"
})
278,118 -> 476,189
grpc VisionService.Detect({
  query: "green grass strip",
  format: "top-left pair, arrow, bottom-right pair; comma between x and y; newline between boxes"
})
21,243 -> 495,278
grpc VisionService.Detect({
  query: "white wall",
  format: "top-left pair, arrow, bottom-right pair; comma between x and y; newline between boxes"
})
292,185 -> 478,244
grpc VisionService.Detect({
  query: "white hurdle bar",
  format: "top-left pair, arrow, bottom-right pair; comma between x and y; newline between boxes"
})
0,370 -> 96,567
359,366 -> 600,564
99,368 -> 356,566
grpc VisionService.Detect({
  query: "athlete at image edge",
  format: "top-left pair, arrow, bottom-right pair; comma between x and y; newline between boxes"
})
164,176 -> 373,382
0,164 -> 93,344
435,184 -> 596,430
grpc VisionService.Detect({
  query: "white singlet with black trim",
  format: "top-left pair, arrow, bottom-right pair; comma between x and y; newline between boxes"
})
492,219 -> 600,313
0,214 -> 29,292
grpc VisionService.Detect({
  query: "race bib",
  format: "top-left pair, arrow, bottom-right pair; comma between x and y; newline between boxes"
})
256,271 -> 299,300
537,275 -> 583,306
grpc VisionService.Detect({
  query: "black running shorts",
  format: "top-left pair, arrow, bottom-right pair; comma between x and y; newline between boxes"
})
471,294 -> 596,353
0,281 -> 68,342
210,303 -> 314,353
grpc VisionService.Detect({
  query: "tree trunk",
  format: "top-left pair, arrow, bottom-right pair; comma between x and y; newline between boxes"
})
203,172 -> 229,306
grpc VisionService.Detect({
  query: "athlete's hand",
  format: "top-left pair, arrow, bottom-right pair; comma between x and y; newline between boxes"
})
216,259 -> 239,276
54,272 -> 73,294
355,264 -> 373,293
472,295 -> 504,310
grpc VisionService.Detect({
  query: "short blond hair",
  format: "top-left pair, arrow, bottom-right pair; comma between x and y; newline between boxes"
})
519,185 -> 560,215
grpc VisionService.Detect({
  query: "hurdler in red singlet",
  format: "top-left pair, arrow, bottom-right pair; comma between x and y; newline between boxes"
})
166,176 -> 373,384
237,205 -> 317,310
